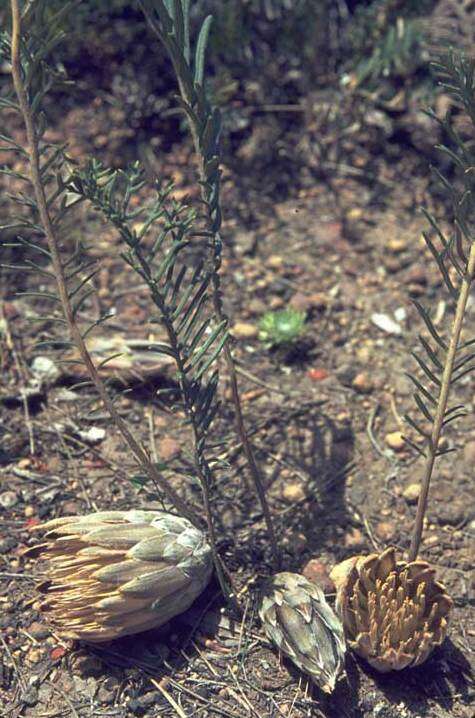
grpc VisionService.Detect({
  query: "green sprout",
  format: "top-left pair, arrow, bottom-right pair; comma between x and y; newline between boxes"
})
259,308 -> 306,348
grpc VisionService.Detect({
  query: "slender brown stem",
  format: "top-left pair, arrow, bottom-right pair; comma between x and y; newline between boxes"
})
409,241 -> 475,561
10,0 -> 199,527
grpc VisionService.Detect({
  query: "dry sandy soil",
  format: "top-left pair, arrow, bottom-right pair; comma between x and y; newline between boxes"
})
1,72 -> 474,718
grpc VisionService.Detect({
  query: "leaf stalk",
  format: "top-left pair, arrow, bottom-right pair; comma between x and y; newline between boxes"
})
409,241 -> 475,561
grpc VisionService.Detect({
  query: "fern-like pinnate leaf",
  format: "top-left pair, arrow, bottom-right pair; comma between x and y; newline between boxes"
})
70,163 -> 227,456
3,0 -> 198,524
138,0 -> 280,565
67,163 -> 233,599
406,52 -> 475,560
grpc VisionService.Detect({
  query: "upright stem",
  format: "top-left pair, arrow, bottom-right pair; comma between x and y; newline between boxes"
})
409,241 -> 475,561
10,0 -> 199,527
175,80 -> 281,569
121,237 -> 238,608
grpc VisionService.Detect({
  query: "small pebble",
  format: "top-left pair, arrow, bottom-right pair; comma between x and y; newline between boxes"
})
22,688 -> 38,707
281,482 -> 307,503
433,502 -> 466,527
232,322 -> 258,339
283,531 -> 307,554
302,559 -> 335,593
344,527 -> 364,549
394,307 -> 407,322
0,536 -> 17,553
26,648 -> 43,664
388,238 -> 407,253
71,653 -> 103,677
266,254 -> 284,269
158,436 -> 180,460
97,685 -> 115,705
371,313 -> 402,335
352,372 -> 373,394
28,622 -> 50,640
385,431 -> 405,451
269,296 -> 285,309
463,440 -> 475,466
402,483 -> 420,503
77,426 -> 106,444
0,490 -> 18,509
248,298 -> 266,315
307,367 -> 329,381
290,292 -> 327,312
375,521 -> 395,541
406,267 -> 427,285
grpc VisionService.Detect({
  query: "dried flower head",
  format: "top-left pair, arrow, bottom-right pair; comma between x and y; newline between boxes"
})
26,510 -> 212,642
259,572 -> 346,693
330,547 -> 453,672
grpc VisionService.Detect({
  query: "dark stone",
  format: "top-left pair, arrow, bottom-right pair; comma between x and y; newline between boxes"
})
22,689 -> 38,707
194,685 -> 211,699
0,536 -> 17,554
431,501 -> 466,527
97,686 -> 115,705
336,364 -> 357,387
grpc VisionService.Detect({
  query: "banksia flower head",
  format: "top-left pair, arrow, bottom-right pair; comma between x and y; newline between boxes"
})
27,510 -> 213,642
259,572 -> 346,693
330,547 -> 453,672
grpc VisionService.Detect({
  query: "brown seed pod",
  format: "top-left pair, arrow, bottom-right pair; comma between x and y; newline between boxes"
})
330,547 -> 453,672
26,510 -> 213,642
259,572 -> 346,693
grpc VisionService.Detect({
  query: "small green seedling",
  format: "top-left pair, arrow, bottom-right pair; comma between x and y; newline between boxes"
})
259,309 -> 306,348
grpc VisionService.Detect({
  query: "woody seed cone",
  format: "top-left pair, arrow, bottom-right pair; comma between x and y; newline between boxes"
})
330,547 -> 453,672
26,510 -> 213,642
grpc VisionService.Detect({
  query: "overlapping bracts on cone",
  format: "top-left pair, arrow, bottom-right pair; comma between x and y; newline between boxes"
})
330,547 -> 453,672
259,572 -> 346,693
27,510 -> 213,642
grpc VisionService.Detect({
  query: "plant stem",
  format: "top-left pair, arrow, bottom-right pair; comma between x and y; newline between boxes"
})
10,0 -> 199,527
121,232 -> 238,609
177,89 -> 281,570
139,2 -> 280,566
409,240 -> 475,561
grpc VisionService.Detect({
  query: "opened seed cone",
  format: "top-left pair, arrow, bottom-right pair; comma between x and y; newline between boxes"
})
259,572 -> 346,693
26,510 -> 213,642
330,547 -> 453,672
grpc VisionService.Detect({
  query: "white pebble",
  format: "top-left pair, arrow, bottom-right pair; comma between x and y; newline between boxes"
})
371,313 -> 402,335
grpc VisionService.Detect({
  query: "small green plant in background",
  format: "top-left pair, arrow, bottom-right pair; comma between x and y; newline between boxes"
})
258,308 -> 306,349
